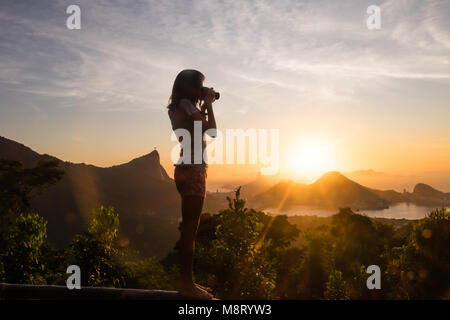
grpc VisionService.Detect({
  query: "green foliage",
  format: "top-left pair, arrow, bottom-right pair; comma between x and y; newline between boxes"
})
273,247 -> 304,298
327,208 -> 400,299
173,200 -> 449,300
0,178 -> 448,300
1,213 -> 48,284
40,244 -> 67,285
124,256 -> 175,290
0,159 -> 64,284
0,159 -> 63,223
68,232 -> 126,287
324,270 -> 349,300
88,205 -> 120,243
193,188 -> 299,299
296,234 -> 331,299
410,208 -> 449,259
67,206 -> 126,287
331,208 -> 391,274
216,188 -> 262,256
386,208 -> 450,299
0,204 -> 176,291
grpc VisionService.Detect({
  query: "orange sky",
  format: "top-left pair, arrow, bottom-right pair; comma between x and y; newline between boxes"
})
1,1 -> 449,187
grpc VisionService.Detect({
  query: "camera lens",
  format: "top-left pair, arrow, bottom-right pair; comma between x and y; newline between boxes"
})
201,87 -> 220,100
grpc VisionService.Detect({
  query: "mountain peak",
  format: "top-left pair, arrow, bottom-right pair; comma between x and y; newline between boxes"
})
112,149 -> 171,181
254,170 -> 389,210
413,183 -> 444,197
316,171 -> 348,183
129,149 -> 160,163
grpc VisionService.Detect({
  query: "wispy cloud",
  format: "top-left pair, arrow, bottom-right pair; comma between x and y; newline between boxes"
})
0,0 -> 449,114
0,0 -> 449,172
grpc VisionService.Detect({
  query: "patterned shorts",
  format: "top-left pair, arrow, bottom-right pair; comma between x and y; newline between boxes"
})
174,166 -> 207,198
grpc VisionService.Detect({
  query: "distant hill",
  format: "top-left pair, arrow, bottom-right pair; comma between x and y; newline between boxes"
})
370,182 -> 450,207
203,173 -> 277,213
414,183 -> 445,198
253,171 -> 450,211
239,173 -> 278,198
410,183 -> 450,205
348,169 -> 387,178
0,136 -> 180,257
253,171 -> 389,210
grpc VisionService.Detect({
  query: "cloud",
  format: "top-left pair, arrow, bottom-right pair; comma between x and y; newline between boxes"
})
0,0 -> 449,115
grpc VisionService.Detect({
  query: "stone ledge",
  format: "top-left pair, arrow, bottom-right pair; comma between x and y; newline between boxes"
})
0,282 -> 184,300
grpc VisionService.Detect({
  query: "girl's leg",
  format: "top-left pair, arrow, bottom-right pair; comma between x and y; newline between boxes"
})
179,195 -> 204,290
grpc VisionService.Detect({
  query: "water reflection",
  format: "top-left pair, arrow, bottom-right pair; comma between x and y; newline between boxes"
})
266,203 -> 450,219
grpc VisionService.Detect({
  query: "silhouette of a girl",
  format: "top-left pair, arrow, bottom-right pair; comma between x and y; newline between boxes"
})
167,69 -> 217,299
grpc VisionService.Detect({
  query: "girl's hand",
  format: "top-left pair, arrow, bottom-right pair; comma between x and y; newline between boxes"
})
203,87 -> 216,104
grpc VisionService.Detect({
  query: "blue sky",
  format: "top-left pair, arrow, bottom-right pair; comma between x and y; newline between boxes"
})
1,0 -> 449,181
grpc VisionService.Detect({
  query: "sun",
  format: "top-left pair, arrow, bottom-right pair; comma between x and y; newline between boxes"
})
289,140 -> 333,180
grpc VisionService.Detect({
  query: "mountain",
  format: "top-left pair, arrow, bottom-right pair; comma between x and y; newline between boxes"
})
239,173 -> 278,198
414,183 -> 445,198
203,173 -> 277,213
0,136 -> 180,257
410,183 -> 450,205
371,182 -> 450,206
253,171 -> 389,210
253,171 -> 450,211
307,172 -> 389,209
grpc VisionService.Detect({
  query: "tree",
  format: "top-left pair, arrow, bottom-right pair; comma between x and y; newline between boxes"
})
124,256 -> 174,290
0,159 -> 63,224
1,213 -> 48,284
273,247 -> 305,299
0,159 -> 64,284
193,188 -> 299,299
67,206 -> 126,287
324,270 -> 349,300
389,208 -> 450,299
88,205 -> 119,244
296,234 -> 331,299
331,208 -> 386,273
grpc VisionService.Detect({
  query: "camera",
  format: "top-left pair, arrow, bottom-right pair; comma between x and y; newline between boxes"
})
201,87 -> 220,100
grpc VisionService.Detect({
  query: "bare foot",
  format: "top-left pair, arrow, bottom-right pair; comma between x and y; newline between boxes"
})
179,282 -> 213,300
